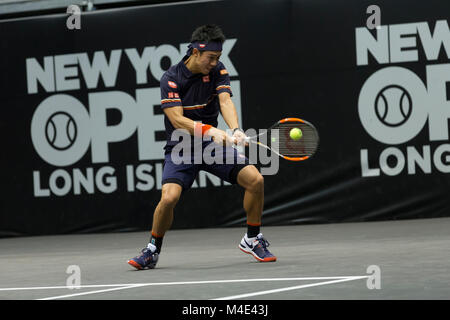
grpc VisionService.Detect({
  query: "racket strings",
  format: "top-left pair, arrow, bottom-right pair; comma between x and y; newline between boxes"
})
268,123 -> 319,157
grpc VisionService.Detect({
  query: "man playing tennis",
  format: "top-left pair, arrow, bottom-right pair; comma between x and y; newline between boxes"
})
128,24 -> 276,269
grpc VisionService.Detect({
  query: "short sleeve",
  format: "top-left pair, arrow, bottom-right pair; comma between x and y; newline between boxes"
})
160,75 -> 182,109
215,62 -> 233,97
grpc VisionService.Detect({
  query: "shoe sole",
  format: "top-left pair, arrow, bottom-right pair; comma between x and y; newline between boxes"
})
127,260 -> 143,270
239,245 -> 277,262
127,259 -> 158,270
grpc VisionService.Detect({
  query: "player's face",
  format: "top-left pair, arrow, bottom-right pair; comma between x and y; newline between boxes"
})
197,51 -> 221,74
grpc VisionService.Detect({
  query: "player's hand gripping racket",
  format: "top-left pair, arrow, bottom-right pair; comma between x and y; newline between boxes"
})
238,118 -> 319,161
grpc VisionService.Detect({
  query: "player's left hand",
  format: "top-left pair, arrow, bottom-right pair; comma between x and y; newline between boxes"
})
232,128 -> 249,147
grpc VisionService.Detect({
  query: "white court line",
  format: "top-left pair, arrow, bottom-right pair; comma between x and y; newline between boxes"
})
0,284 -> 132,291
0,277 -> 363,292
0,276 -> 369,300
212,276 -> 369,300
38,284 -> 147,301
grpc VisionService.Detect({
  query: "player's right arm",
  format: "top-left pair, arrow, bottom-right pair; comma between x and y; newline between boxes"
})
163,106 -> 233,145
162,106 -> 196,135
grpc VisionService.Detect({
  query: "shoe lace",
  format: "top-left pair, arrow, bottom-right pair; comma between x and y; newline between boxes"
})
138,247 -> 153,258
257,236 -> 270,252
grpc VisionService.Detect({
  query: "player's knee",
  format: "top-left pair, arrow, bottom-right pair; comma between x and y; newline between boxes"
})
160,188 -> 181,208
248,173 -> 264,193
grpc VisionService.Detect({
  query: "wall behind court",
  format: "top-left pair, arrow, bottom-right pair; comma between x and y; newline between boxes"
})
1,0 -> 449,236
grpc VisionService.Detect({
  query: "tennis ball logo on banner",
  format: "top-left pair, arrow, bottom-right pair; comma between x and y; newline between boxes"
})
28,39 -> 240,197
355,20 -> 450,177
46,112 -> 77,150
374,85 -> 412,127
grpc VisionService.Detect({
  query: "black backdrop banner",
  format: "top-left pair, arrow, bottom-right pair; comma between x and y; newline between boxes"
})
1,0 -> 449,237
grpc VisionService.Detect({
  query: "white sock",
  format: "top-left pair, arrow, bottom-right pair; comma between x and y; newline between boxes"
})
147,243 -> 157,252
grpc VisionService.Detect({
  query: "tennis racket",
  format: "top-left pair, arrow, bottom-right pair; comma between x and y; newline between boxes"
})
239,117 -> 319,161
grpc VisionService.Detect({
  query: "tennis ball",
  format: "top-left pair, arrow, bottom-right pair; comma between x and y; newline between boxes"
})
290,128 -> 302,140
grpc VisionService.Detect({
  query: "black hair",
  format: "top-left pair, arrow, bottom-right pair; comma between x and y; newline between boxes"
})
190,24 -> 226,44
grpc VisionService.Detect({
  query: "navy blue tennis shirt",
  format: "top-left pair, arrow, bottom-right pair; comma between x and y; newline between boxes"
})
159,54 -> 233,153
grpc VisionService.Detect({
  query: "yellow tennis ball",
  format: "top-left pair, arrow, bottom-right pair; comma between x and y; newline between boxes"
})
290,128 -> 302,140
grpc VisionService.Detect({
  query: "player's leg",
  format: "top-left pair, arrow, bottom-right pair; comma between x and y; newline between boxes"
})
236,165 -> 264,228
150,183 -> 182,252
127,182 -> 183,270
235,165 -> 276,262
128,152 -> 197,270
202,144 -> 276,262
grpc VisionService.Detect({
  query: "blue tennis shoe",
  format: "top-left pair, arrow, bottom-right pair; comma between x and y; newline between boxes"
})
239,233 -> 277,262
128,245 -> 159,270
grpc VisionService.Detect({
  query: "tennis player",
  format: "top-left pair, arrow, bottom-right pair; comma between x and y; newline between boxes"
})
128,24 -> 276,270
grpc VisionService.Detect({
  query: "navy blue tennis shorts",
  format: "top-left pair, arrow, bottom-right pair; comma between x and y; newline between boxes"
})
162,141 -> 250,191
